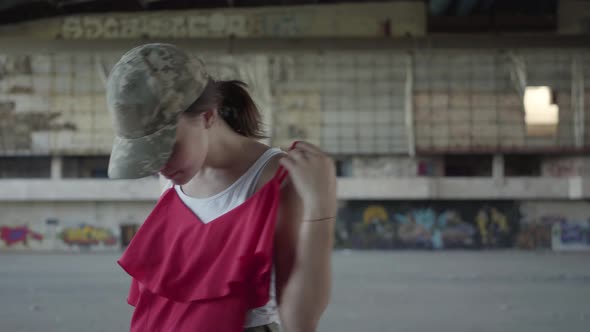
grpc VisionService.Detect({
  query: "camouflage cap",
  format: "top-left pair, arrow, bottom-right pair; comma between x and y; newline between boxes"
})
106,43 -> 209,179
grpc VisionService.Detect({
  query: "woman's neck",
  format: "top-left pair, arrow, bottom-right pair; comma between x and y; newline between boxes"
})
182,128 -> 268,197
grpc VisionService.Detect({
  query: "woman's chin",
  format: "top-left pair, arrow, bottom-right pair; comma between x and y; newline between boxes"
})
171,175 -> 191,186
171,178 -> 186,186
169,169 -> 198,186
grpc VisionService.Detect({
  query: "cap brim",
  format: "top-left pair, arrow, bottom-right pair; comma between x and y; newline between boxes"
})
108,122 -> 177,179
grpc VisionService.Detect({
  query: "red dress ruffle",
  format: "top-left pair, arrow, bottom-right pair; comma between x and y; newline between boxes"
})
118,176 -> 282,331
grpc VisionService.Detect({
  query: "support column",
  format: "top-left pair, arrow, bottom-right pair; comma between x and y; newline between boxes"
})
404,52 -> 415,156
51,156 -> 63,179
493,154 -> 504,182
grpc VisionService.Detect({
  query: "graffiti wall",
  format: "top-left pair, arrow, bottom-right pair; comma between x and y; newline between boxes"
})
1,225 -> 44,247
337,201 -> 520,250
59,224 -> 118,248
518,201 -> 590,251
0,202 -> 148,252
3,201 -> 590,252
336,200 -> 590,251
0,222 -> 120,252
552,221 -> 590,251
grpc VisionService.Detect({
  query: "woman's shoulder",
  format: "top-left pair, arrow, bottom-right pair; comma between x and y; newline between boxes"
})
252,144 -> 286,192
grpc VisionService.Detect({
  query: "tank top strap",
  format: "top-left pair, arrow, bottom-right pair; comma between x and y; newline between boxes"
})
272,141 -> 300,184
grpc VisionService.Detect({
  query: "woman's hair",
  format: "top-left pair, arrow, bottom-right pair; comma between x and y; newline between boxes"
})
184,79 -> 266,139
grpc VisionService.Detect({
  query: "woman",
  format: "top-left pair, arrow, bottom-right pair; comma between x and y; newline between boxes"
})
107,43 -> 336,332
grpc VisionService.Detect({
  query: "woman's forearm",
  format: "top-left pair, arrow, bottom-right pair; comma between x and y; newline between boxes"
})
279,203 -> 334,332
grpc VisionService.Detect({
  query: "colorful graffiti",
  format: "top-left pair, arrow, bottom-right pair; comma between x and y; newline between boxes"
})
395,209 -> 477,249
476,207 -> 512,248
516,215 -> 561,249
339,201 -> 520,250
0,226 -> 43,247
59,224 -> 117,247
393,208 -> 487,249
120,224 -> 139,247
551,219 -> 590,251
339,200 -> 590,251
516,212 -> 590,250
349,205 -> 396,248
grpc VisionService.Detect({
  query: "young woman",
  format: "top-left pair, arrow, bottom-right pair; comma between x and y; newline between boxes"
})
107,43 -> 336,332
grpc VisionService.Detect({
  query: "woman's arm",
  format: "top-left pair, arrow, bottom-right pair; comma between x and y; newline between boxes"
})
274,142 -> 337,332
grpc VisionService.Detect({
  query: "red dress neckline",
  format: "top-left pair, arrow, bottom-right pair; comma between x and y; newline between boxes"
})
172,174 -> 278,226
117,142 -> 298,331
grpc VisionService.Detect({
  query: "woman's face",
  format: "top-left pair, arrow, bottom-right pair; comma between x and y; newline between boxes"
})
159,113 -> 209,185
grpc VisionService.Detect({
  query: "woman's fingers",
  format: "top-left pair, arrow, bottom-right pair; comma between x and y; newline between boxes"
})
279,154 -> 297,170
281,142 -> 331,175
289,149 -> 309,163
294,142 -> 323,156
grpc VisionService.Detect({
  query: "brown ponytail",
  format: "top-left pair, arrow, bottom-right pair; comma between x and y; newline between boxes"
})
184,79 -> 266,139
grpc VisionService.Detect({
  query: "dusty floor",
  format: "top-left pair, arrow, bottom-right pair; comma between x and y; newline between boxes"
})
1,250 -> 589,332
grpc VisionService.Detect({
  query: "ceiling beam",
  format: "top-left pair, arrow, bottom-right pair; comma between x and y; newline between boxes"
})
0,35 -> 588,55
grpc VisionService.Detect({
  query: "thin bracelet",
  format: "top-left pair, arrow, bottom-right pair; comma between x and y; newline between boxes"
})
304,216 -> 336,223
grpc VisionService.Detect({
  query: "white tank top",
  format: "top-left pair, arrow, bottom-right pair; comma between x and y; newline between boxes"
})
161,147 -> 284,328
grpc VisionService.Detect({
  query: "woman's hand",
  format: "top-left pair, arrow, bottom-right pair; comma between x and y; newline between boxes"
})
276,141 -> 336,332
279,142 -> 337,220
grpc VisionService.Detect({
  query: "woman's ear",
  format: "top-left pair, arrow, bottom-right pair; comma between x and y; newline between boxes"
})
202,109 -> 217,129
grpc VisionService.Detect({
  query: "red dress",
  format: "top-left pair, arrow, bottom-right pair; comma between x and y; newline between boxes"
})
118,150 -> 293,331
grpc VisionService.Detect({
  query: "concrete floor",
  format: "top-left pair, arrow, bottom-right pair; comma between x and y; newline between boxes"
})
1,250 -> 589,332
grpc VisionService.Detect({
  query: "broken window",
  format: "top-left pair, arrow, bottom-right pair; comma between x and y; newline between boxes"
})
0,156 -> 51,178
444,154 -> 493,177
62,156 -> 109,178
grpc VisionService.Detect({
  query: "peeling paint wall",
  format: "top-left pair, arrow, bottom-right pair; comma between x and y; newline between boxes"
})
0,53 -> 271,155
0,2 -> 426,40
413,50 -> 590,152
1,48 -> 589,156
350,157 -> 443,177
0,54 -> 110,154
541,157 -> 590,177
